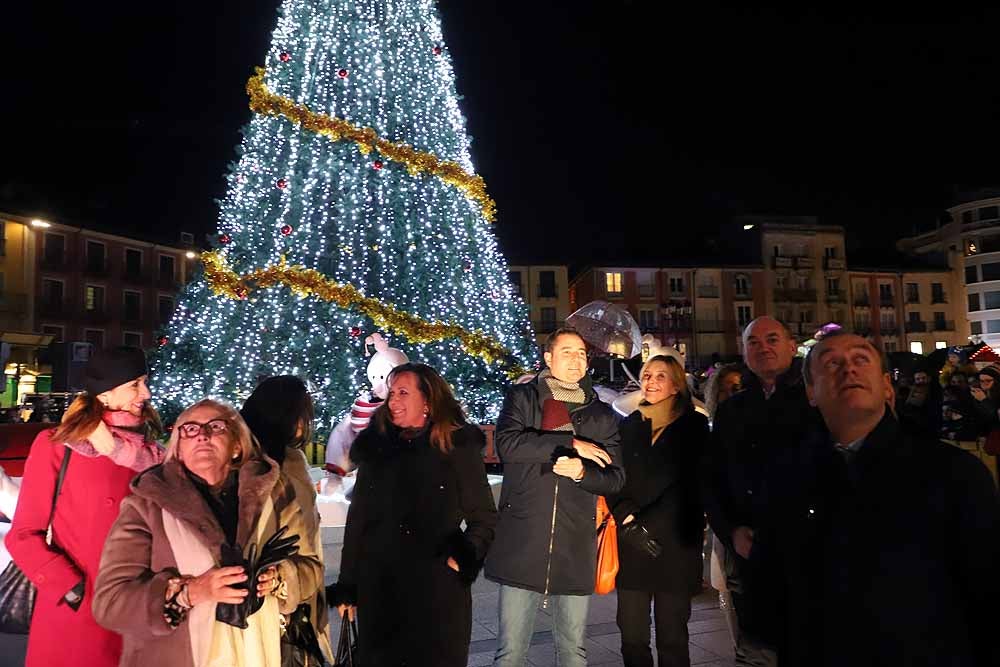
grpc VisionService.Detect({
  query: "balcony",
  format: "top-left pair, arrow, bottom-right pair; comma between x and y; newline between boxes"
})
661,317 -> 693,333
905,320 -> 928,333
84,259 -> 110,277
772,255 -> 794,269
853,296 -> 870,307
879,296 -> 895,308
932,320 -> 955,332
825,289 -> 847,303
82,307 -> 109,324
774,288 -> 817,303
880,326 -> 900,336
0,293 -> 28,316
733,290 -> 752,300
794,257 -> 815,269
794,322 -> 821,337
823,257 -> 846,270
36,298 -> 68,318
696,285 -> 720,298
696,319 -> 727,333
40,254 -> 68,272
905,293 -> 920,304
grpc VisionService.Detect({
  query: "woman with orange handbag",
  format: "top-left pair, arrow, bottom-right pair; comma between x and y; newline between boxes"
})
607,354 -> 709,667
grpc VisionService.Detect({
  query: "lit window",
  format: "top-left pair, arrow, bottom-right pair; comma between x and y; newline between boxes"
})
606,272 -> 623,295
935,341 -> 947,350
910,341 -> 923,355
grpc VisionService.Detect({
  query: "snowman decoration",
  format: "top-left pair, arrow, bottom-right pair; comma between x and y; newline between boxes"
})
325,332 -> 409,477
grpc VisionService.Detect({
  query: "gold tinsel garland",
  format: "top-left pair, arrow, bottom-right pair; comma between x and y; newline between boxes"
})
202,251 -> 525,374
246,67 -> 497,222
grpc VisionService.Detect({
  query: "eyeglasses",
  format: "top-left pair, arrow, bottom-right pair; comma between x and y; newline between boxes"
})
177,419 -> 229,439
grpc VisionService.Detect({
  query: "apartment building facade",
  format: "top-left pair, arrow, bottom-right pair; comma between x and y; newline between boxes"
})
507,265 -> 570,348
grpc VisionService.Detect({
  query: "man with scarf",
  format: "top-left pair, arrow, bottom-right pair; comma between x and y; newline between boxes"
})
486,327 -> 624,667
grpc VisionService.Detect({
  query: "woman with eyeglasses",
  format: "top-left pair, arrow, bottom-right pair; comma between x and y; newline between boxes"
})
241,376 -> 333,666
327,362 -> 498,667
93,399 -> 322,667
6,347 -> 164,667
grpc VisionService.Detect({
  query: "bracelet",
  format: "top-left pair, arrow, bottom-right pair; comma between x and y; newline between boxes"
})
272,571 -> 288,601
163,576 -> 194,628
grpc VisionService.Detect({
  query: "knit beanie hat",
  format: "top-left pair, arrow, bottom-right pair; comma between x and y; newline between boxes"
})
84,346 -> 148,395
979,366 -> 1000,383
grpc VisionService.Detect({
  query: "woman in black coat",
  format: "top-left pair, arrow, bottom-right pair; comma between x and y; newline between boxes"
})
328,363 -> 498,667
608,354 -> 709,667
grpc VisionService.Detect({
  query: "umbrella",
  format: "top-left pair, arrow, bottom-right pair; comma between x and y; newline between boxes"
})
565,301 -> 642,358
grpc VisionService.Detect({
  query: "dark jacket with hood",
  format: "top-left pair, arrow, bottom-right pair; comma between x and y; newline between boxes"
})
765,410 -> 1000,666
484,373 -> 624,595
331,422 -> 497,667
703,357 -> 822,644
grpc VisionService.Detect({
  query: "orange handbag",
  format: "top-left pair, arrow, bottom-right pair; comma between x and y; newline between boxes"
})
594,496 -> 619,594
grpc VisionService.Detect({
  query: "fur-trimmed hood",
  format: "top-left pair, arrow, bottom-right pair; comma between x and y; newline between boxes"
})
129,456 -> 281,552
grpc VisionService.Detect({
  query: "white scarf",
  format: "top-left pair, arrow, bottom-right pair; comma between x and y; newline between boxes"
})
161,497 -> 281,667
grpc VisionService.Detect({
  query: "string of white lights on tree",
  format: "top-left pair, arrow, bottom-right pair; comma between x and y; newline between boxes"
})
149,0 -> 536,433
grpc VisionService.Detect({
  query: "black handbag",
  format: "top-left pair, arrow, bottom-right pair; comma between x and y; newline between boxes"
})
0,447 -> 72,634
280,603 -> 326,667
334,616 -> 358,666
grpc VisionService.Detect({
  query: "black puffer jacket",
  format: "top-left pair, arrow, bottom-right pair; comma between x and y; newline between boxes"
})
484,375 -> 624,595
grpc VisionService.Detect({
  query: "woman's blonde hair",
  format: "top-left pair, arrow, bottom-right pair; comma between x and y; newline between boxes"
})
165,399 -> 260,471
640,354 -> 693,420
53,393 -> 163,445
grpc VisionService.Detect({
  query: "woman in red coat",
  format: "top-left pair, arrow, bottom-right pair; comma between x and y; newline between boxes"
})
6,347 -> 164,667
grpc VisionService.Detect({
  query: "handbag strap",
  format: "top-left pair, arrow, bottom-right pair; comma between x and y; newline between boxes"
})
46,447 -> 72,530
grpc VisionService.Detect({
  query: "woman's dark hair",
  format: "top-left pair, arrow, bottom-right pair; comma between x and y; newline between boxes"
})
372,362 -> 467,453
240,375 -> 314,464
704,363 -> 743,420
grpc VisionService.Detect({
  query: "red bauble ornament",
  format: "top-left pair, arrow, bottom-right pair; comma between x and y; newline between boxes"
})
350,326 -> 362,338
373,160 -> 383,170
236,287 -> 248,300
338,68 -> 348,78
280,224 -> 293,236
219,233 -> 232,244
279,51 -> 291,62
432,46 -> 442,56
276,178 -> 288,189
157,336 -> 168,347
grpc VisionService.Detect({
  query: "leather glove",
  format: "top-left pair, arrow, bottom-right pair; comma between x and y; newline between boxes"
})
247,526 -> 300,615
215,542 -> 252,628
620,521 -> 663,559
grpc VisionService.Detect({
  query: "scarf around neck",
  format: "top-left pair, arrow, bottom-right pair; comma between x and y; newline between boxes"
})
637,398 -> 675,444
63,411 -> 164,472
539,369 -> 586,405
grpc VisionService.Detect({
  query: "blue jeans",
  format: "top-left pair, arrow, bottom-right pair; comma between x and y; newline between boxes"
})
493,584 -> 589,667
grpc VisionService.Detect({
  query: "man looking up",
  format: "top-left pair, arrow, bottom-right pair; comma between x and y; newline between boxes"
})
487,327 -> 624,667
704,316 -> 819,665
773,331 -> 1000,665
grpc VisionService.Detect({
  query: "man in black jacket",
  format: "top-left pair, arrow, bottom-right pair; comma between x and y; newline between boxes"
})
771,330 -> 1000,666
486,327 -> 624,667
704,316 -> 820,665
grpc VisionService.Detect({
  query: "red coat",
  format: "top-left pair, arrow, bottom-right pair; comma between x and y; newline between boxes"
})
6,429 -> 144,667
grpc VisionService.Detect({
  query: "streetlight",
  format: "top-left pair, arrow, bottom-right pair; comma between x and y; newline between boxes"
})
30,219 -> 51,228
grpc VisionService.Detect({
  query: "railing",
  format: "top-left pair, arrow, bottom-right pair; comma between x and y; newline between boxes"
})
795,322 -> 820,336
696,319 -> 727,333
905,293 -> 920,304
825,289 -> 847,303
932,320 -> 955,332
661,317 -> 693,333
879,296 -> 895,307
774,288 -> 818,303
824,257 -> 846,270
880,326 -> 900,336
905,321 -> 927,333
84,259 -> 110,277
795,257 -> 815,269
696,285 -> 719,298
854,296 -> 870,307
773,256 -> 794,269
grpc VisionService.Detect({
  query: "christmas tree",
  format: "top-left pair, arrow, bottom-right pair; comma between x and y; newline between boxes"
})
151,0 -> 535,432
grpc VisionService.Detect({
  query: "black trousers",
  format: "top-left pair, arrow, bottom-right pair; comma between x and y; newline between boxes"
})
616,588 -> 692,667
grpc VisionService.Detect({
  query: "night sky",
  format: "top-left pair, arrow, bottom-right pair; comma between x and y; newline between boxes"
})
4,2 -> 1000,265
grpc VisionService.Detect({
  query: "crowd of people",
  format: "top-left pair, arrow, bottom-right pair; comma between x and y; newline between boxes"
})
4,317 -> 1000,667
